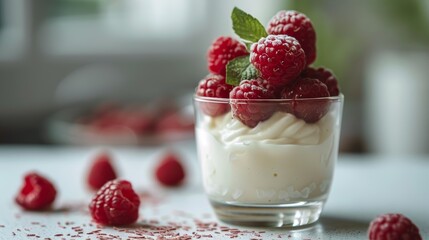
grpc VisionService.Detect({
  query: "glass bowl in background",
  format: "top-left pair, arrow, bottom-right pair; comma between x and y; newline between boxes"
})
193,94 -> 344,227
46,95 -> 194,146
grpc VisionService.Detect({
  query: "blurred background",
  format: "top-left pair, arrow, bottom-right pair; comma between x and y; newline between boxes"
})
0,0 -> 429,155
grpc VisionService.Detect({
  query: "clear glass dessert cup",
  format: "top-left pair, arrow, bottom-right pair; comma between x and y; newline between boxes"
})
193,94 -> 344,227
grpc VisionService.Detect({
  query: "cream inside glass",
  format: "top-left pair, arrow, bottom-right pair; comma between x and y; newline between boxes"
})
194,95 -> 343,227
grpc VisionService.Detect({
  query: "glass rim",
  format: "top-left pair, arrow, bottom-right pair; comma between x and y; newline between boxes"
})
194,93 -> 344,104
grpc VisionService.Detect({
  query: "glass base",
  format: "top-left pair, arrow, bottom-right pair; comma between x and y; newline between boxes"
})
210,199 -> 324,228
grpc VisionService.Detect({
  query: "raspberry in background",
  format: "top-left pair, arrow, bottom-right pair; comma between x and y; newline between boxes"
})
89,179 -> 140,226
15,172 -> 57,211
368,213 -> 422,240
196,74 -> 233,116
207,36 -> 248,76
87,152 -> 117,190
250,35 -> 306,87
154,111 -> 194,138
155,152 -> 186,187
230,79 -> 276,128
281,77 -> 330,123
302,67 -> 340,96
267,10 -> 317,65
90,108 -> 154,135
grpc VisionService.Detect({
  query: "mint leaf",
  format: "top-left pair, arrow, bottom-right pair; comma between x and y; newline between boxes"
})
231,7 -> 268,43
226,55 -> 260,86
226,56 -> 249,86
241,63 -> 259,81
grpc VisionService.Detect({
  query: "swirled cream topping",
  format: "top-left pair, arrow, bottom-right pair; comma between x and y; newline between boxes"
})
197,110 -> 339,203
203,111 -> 333,145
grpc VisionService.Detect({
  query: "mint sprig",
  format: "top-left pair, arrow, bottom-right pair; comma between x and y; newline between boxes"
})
226,55 -> 260,86
231,7 -> 268,43
225,7 -> 266,86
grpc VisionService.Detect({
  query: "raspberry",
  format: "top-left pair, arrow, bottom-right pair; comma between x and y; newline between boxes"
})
196,74 -> 233,116
267,10 -> 316,65
87,152 -> 117,190
368,213 -> 422,240
90,108 -> 154,135
155,111 -> 194,137
281,77 -> 330,123
89,180 -> 140,226
155,153 -> 186,187
257,79 -> 279,98
302,67 -> 340,96
250,35 -> 306,87
207,36 -> 248,76
15,172 -> 57,211
230,79 -> 276,128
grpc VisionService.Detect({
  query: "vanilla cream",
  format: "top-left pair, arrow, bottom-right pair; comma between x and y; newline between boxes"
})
196,111 -> 340,204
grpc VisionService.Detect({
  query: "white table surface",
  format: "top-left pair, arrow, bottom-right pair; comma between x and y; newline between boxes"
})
0,143 -> 428,240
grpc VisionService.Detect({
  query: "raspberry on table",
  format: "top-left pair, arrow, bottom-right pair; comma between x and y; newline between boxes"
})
368,213 -> 422,240
267,10 -> 316,65
196,74 -> 233,116
250,35 -> 306,87
302,67 -> 340,96
89,180 -> 140,226
281,77 -> 330,123
15,172 -> 57,211
230,79 -> 276,128
87,152 -> 117,190
155,153 -> 186,187
207,36 -> 248,76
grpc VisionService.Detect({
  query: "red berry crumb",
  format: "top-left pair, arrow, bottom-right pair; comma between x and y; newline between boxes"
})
281,77 -> 330,123
89,179 -> 140,226
250,35 -> 306,87
155,153 -> 186,187
87,152 -> 117,190
207,36 -> 248,76
267,10 -> 317,65
15,172 -> 57,211
230,79 -> 276,128
196,74 -> 233,116
302,67 -> 340,96
368,213 -> 422,240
